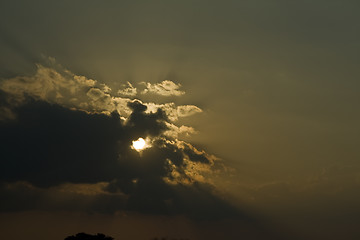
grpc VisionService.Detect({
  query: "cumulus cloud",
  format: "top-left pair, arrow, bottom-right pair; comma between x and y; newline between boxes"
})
0,59 -> 239,219
0,62 -> 200,121
0,64 -> 95,103
141,80 -> 185,97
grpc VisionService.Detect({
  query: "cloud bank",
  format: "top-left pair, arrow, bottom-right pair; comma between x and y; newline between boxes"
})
0,59 -> 240,220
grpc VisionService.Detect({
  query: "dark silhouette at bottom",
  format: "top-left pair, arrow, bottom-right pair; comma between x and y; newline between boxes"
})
64,233 -> 114,240
64,232 -> 190,240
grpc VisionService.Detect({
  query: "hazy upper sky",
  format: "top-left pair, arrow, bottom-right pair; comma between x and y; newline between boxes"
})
1,1 -> 360,240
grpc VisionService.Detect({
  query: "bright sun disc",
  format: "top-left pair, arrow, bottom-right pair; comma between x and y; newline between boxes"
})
132,138 -> 146,151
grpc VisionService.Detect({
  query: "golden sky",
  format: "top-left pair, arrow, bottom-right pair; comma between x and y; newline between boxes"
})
0,1 -> 360,240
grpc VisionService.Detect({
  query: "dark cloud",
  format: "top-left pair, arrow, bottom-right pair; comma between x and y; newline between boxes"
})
0,96 -> 124,187
127,100 -> 168,137
0,93 -> 242,220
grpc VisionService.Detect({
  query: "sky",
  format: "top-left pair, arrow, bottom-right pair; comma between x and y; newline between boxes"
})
1,1 -> 360,240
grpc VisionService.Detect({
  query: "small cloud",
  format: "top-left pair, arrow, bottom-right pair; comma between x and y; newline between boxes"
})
177,105 -> 203,118
144,102 -> 202,121
87,88 -> 107,101
118,82 -> 137,97
100,83 -> 112,93
165,123 -> 198,138
142,80 -> 185,97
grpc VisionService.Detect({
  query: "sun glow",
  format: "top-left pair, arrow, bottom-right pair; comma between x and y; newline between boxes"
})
132,137 -> 150,152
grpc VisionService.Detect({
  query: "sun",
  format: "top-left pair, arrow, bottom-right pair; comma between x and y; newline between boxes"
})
132,137 -> 150,152
132,138 -> 145,150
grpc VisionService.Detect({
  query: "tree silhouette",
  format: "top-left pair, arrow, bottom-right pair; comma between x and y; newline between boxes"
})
64,232 -> 114,240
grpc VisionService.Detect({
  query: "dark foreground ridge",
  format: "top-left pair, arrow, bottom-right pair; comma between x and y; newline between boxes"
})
64,233 -> 189,240
65,233 -> 114,240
